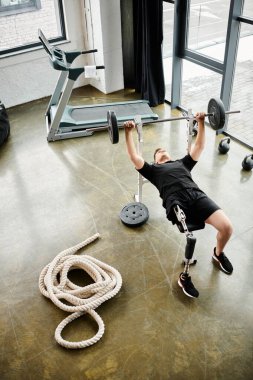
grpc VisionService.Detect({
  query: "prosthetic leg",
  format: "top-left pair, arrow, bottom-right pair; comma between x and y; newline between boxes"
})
174,205 -> 198,274
174,205 -> 204,298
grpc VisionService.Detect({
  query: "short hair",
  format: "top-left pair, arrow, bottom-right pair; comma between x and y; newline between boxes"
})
153,148 -> 162,162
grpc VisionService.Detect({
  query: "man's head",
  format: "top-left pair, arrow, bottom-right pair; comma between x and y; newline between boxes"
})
154,148 -> 171,164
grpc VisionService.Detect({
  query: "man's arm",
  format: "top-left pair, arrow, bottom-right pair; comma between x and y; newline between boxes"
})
190,112 -> 206,161
124,121 -> 144,170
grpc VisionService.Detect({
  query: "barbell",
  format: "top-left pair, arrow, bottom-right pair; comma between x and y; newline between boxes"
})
88,98 -> 240,144
84,110 -> 119,144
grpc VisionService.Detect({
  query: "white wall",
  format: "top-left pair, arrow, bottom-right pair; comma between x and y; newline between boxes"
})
83,0 -> 124,94
0,0 -> 124,108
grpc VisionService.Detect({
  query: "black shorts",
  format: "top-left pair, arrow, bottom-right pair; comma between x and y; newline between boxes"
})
166,188 -> 221,225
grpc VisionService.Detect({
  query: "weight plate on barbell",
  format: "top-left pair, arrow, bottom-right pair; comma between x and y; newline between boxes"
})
207,98 -> 226,130
120,202 -> 149,227
107,110 -> 119,144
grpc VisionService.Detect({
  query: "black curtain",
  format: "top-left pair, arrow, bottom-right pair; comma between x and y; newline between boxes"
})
133,0 -> 165,107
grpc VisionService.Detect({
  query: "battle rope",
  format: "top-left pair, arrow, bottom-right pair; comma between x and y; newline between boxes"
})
38,233 -> 123,349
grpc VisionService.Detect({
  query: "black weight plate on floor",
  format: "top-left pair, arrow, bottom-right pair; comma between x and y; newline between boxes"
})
120,202 -> 149,227
207,98 -> 226,130
107,110 -> 119,144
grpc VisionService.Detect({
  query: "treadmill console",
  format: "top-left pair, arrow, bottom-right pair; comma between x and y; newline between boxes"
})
38,29 -> 68,71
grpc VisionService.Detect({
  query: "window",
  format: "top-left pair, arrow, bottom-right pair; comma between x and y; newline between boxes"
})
0,0 -> 65,56
0,1 -> 41,16
187,0 -> 230,61
227,23 -> 253,147
181,60 -> 222,111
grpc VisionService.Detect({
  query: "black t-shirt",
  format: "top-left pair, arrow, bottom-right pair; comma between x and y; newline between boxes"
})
137,154 -> 200,207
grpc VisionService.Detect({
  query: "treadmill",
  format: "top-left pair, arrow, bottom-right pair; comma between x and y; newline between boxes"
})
38,29 -> 159,142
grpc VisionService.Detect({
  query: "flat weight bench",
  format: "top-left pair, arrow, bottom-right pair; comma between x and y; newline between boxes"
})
173,205 -> 205,275
120,116 -> 206,276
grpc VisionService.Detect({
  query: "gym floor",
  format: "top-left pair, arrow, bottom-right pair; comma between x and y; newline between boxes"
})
1,86 -> 252,380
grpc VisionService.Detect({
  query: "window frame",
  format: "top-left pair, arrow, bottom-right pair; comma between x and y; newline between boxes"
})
0,0 -> 66,57
169,0 -> 253,149
0,1 -> 41,17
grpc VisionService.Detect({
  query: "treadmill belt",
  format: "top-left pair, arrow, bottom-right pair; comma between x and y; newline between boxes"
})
71,101 -> 157,124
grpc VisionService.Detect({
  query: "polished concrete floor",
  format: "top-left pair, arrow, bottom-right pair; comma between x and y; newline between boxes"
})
1,87 -> 253,380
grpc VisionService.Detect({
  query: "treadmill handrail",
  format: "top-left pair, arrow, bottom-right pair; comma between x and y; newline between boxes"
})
38,28 -> 99,69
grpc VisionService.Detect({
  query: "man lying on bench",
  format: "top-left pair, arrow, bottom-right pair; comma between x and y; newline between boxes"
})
123,112 -> 233,298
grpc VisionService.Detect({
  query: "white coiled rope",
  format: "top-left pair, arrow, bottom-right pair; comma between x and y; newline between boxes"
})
38,233 -> 123,349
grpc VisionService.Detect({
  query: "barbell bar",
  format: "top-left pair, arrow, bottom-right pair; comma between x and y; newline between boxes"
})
86,98 -> 240,144
139,98 -> 240,129
139,109 -> 240,126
